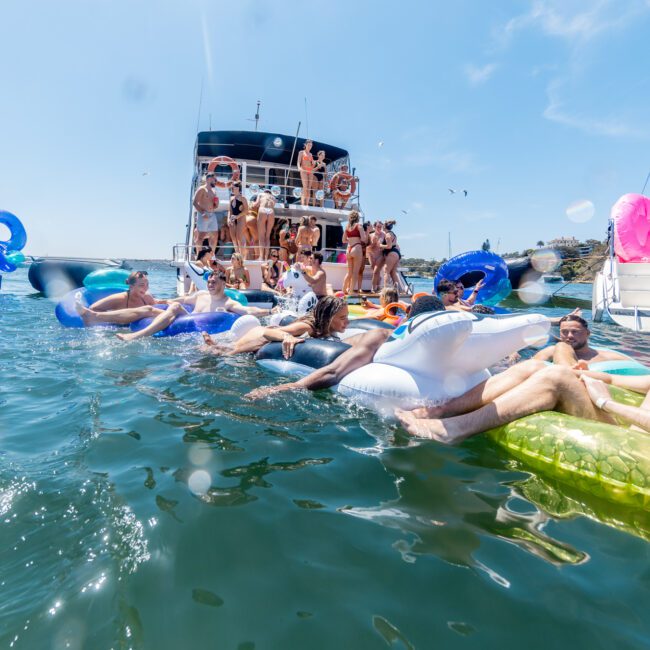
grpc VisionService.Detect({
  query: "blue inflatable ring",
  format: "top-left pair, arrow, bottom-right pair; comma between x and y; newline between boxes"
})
129,310 -> 240,337
435,250 -> 512,306
0,210 -> 28,273
56,287 -> 126,328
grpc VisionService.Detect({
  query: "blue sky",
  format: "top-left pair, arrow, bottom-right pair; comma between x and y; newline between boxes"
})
1,0 -> 649,260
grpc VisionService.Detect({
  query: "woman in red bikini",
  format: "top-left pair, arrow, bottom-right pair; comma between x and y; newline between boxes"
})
342,210 -> 367,295
297,140 -> 314,207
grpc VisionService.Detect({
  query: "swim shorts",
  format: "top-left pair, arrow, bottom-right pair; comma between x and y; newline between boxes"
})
197,211 -> 219,232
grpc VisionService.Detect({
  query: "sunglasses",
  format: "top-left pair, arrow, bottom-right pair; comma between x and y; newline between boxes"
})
270,254 -> 279,258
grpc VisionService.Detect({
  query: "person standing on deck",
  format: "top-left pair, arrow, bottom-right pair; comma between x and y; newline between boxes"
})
193,172 -> 220,254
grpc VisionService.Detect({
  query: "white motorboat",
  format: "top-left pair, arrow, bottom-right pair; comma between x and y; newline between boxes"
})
592,195 -> 650,332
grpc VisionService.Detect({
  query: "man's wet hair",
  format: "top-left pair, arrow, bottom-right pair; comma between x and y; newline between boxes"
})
559,314 -> 589,329
208,270 -> 226,281
436,279 -> 456,296
312,252 -> 323,264
409,295 -> 444,319
471,304 -> 495,315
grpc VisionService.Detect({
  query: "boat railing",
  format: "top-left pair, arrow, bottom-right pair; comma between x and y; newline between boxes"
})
173,243 -> 348,265
198,160 -> 361,213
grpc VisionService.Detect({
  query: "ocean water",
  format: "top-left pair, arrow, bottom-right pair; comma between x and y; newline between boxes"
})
1,262 -> 650,649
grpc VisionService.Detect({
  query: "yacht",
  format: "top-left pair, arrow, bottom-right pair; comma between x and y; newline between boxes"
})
172,130 -> 411,298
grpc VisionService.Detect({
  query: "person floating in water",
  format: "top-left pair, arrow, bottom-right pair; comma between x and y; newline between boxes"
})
201,295 -> 348,359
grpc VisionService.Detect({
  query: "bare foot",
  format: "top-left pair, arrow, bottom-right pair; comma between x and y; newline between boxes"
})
201,331 -> 215,346
409,404 -> 446,419
394,408 -> 459,444
244,384 -> 297,400
74,292 -> 92,320
116,332 -> 138,342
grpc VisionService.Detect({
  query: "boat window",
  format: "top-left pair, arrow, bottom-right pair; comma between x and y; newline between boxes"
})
324,224 -> 343,250
245,165 -> 267,185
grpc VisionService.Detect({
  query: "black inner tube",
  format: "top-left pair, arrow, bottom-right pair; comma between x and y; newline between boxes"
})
255,338 -> 350,369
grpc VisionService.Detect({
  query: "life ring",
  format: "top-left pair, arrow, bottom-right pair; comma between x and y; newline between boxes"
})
329,173 -> 357,197
0,210 -> 28,273
382,302 -> 409,326
207,156 -> 240,188
435,250 -> 512,306
411,292 -> 430,302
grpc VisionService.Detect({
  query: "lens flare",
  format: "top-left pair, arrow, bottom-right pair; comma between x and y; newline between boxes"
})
518,281 -> 548,305
566,199 -> 595,223
188,470 -> 211,495
273,137 -> 283,148
531,249 -> 561,273
188,444 -> 212,466
522,323 -> 550,347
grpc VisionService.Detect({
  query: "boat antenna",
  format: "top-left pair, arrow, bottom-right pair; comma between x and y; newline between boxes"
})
285,121 -> 302,189
304,97 -> 309,137
448,232 -> 452,258
247,100 -> 261,131
195,77 -> 204,133
641,170 -> 650,195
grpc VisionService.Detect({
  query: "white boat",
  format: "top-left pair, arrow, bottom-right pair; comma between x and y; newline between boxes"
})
592,214 -> 650,332
172,130 -> 411,298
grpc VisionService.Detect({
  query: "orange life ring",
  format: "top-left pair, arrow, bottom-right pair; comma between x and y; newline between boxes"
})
411,292 -> 430,302
207,156 -> 240,188
330,172 -> 357,197
382,302 -> 409,326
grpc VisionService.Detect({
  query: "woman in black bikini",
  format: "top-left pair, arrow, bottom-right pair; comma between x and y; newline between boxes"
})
228,182 -> 249,258
312,150 -> 327,207
342,210 -> 367,295
381,220 -> 401,289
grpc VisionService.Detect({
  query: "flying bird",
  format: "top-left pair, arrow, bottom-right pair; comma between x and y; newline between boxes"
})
401,209 -> 408,214
378,140 -> 384,148
463,190 -> 468,197
448,188 -> 456,194
142,171 -> 149,176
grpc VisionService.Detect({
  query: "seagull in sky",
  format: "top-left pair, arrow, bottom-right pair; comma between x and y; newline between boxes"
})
401,209 -> 408,214
448,188 -> 456,194
463,190 -> 468,197
378,140 -> 384,148
142,171 -> 149,176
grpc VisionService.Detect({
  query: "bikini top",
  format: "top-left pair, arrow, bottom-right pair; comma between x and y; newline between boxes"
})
346,224 -> 361,238
300,151 -> 313,170
230,196 -> 244,216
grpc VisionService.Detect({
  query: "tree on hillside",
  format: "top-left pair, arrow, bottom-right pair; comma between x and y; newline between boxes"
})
536,240 -> 544,247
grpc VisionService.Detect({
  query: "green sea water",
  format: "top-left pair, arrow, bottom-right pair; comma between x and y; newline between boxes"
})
2,263 -> 650,649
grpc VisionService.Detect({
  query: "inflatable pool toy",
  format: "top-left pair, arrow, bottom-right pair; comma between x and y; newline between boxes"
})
612,193 -> 650,263
347,300 -> 408,326
129,310 -> 240,337
280,266 -> 312,299
435,250 -> 512,306
230,315 -> 262,341
257,311 -> 549,409
55,287 -> 130,328
28,259 -> 127,296
297,291 -> 318,314
487,386 -> 650,508
83,268 -> 131,289
0,210 -> 28,273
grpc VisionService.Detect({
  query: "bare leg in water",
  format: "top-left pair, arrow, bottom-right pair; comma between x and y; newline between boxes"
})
75,301 -> 163,326
115,303 -> 188,341
395,365 -> 615,444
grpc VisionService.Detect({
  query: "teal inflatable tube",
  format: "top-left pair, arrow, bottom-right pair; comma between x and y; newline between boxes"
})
83,268 -> 131,289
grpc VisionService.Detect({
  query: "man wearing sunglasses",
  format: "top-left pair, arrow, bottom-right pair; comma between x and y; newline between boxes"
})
116,272 -> 270,342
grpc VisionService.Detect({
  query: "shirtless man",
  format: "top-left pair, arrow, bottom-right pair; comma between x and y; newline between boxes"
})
250,190 -> 276,261
307,216 -> 320,252
394,350 -> 650,443
193,172 -> 220,252
297,252 -> 327,298
114,271 -> 270,342
75,271 -> 166,326
533,314 -> 628,367
437,279 -> 472,312
245,296 -> 444,400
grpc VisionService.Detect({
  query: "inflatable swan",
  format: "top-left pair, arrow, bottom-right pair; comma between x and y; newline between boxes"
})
256,311 -> 550,410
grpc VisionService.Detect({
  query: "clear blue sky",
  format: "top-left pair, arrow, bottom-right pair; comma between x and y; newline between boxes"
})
1,0 -> 649,260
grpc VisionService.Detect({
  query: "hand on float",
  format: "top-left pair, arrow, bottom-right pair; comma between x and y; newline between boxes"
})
580,375 -> 611,407
244,383 -> 296,401
473,278 -> 485,293
282,334 -> 303,359
201,331 -> 215,346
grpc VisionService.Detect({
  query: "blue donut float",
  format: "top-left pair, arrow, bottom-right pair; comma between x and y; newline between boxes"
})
435,250 -> 512,306
129,309 -> 240,337
0,210 -> 28,273
56,287 -> 127,328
